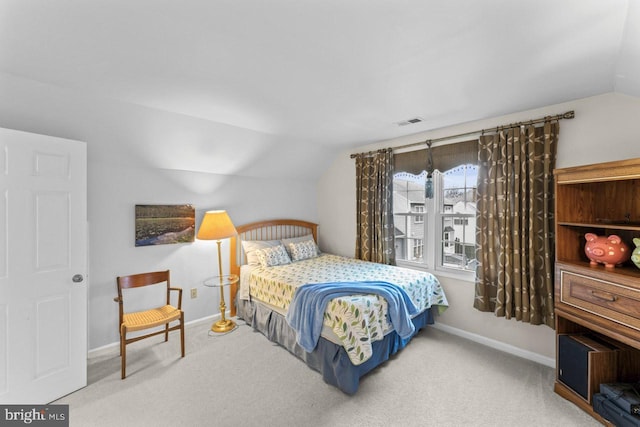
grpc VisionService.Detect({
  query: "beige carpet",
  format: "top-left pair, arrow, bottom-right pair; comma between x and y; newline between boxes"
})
57,320 -> 600,427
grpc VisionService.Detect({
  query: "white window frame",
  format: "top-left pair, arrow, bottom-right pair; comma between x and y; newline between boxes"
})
394,170 -> 476,282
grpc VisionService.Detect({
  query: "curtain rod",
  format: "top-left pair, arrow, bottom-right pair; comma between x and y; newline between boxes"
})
350,110 -> 575,159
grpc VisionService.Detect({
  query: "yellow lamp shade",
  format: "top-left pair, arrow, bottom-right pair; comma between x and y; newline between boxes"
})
196,210 -> 237,240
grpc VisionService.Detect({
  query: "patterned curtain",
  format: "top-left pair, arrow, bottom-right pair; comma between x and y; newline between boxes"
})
473,121 -> 558,327
355,149 -> 396,265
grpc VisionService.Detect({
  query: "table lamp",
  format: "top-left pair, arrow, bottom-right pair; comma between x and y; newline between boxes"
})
197,210 -> 237,333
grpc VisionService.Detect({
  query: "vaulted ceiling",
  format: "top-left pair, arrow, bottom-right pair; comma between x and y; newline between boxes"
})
1,0 -> 638,177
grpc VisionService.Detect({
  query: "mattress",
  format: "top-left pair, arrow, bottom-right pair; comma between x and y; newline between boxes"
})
240,253 -> 448,364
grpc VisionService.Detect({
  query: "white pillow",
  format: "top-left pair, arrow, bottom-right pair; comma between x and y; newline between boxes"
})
281,234 -> 317,257
281,234 -> 315,246
241,239 -> 281,266
256,245 -> 291,267
288,240 -> 320,261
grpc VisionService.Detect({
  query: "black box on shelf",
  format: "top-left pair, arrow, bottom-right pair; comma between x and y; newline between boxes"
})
558,334 -> 618,403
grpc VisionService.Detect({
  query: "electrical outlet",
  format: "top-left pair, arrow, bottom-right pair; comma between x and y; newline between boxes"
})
190,288 -> 197,299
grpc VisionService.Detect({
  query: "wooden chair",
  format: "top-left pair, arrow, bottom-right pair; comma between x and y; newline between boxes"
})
114,270 -> 185,379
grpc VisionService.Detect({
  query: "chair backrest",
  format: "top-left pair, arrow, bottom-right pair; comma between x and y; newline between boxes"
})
116,270 -> 171,304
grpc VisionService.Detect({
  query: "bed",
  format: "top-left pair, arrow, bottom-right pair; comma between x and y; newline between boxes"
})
229,219 -> 448,394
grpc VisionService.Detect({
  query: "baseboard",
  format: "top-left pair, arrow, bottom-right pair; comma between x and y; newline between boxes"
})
432,323 -> 556,368
90,315 -> 556,368
88,314 -> 219,358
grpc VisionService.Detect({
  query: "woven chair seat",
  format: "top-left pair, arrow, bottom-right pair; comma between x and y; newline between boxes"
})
123,305 -> 181,332
115,270 -> 184,379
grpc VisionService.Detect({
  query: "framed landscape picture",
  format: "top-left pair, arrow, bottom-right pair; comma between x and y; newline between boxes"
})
135,204 -> 195,246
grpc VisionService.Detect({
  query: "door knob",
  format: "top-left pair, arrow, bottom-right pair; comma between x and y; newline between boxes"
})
72,274 -> 84,283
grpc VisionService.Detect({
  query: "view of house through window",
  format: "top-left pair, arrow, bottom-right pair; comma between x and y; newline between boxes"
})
393,164 -> 478,273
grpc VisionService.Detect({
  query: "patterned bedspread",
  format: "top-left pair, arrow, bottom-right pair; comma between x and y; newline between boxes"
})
248,254 -> 448,365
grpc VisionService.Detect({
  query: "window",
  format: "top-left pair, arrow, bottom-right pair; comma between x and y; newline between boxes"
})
412,204 -> 424,223
393,164 -> 478,274
393,172 -> 427,263
440,164 -> 477,271
412,238 -> 423,260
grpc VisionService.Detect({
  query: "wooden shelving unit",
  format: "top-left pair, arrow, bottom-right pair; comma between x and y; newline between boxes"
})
554,158 -> 640,425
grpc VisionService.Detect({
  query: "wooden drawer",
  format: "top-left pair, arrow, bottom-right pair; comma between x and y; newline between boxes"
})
559,269 -> 640,333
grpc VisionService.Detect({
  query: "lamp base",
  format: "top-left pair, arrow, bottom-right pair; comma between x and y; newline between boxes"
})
211,318 -> 236,333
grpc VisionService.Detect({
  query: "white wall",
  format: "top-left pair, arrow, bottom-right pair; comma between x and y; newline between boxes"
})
88,162 -> 315,349
0,73 -> 317,350
318,92 -> 640,362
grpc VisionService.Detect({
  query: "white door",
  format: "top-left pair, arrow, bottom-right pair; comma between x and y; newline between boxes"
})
0,127 -> 87,403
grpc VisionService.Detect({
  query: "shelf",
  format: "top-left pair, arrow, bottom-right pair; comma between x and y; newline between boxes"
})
554,382 -> 613,426
558,221 -> 640,232
557,260 -> 640,280
554,158 -> 640,425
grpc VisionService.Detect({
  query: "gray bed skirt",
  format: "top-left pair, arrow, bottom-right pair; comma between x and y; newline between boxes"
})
237,298 -> 434,394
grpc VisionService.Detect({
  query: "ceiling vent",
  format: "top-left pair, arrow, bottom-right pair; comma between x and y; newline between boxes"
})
396,117 -> 424,127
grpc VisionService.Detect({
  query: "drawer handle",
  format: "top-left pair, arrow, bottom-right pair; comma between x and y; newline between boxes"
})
590,290 -> 618,302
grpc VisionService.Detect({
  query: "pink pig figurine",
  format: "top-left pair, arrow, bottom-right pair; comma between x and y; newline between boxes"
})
584,233 -> 631,268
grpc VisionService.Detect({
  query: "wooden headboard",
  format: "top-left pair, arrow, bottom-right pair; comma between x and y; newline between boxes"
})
229,219 -> 318,317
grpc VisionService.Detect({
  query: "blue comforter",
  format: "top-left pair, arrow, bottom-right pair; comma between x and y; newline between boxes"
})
285,281 -> 419,353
